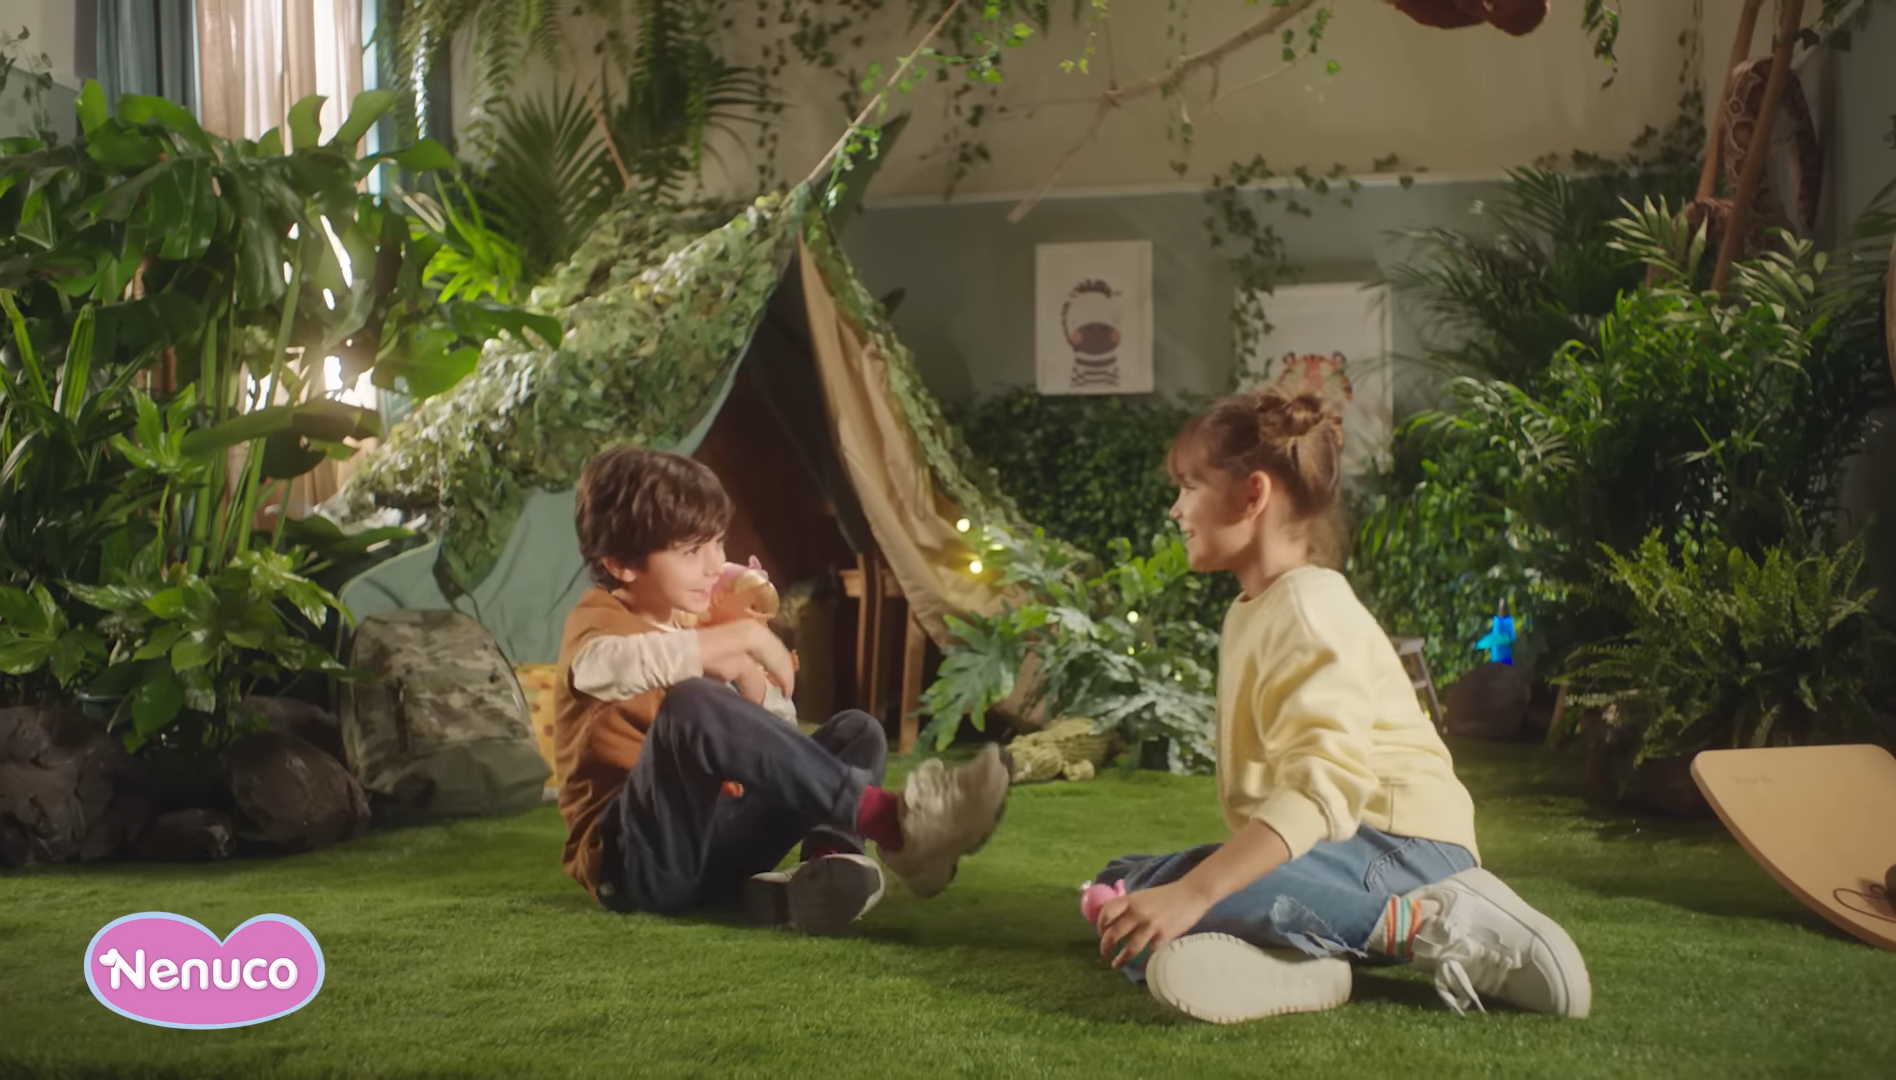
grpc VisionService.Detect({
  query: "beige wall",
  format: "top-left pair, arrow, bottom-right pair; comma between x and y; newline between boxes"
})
5,1 -> 80,89
450,0 -> 1703,203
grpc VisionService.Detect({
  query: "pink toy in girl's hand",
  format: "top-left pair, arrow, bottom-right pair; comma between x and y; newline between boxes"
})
1082,879 -> 1151,968
1081,879 -> 1127,927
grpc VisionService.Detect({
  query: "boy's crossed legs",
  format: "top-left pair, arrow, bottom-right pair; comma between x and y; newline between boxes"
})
601,678 -> 1008,933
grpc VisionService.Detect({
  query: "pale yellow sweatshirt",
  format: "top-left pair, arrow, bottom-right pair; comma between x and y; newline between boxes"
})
1217,565 -> 1480,863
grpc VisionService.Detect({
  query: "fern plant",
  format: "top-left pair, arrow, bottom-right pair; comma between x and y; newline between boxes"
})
920,525 -> 1219,775
1384,166 -> 1683,391
1557,524 -> 1895,764
383,0 -> 630,151
598,0 -> 768,203
470,84 -> 617,284
448,1 -> 768,283
1352,165 -> 1697,680
1419,193 -> 1895,664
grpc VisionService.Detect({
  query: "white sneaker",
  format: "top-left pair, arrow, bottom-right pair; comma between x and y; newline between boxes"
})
745,854 -> 885,936
1146,934 -> 1352,1024
1407,868 -> 1591,1018
879,744 -> 1010,898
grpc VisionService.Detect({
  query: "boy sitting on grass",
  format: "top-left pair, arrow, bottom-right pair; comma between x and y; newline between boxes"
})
554,446 -> 1011,935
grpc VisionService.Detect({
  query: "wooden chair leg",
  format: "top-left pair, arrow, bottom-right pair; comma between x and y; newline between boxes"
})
899,608 -> 926,754
868,560 -> 888,723
854,553 -> 874,712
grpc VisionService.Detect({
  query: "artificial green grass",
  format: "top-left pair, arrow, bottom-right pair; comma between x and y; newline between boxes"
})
1,740 -> 1891,1080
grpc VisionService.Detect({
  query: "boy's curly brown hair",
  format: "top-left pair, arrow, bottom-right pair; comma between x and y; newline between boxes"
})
575,447 -> 732,589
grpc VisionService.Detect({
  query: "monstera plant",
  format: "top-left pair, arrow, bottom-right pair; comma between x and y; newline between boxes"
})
0,83 -> 555,752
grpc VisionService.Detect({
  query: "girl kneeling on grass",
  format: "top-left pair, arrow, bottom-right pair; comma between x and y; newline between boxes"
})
1088,389 -> 1590,1024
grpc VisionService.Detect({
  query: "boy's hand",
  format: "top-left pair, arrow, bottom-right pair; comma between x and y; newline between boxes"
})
733,665 -> 770,706
699,620 -> 796,700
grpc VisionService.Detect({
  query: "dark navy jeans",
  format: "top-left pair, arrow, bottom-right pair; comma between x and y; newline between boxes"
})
599,678 -> 887,913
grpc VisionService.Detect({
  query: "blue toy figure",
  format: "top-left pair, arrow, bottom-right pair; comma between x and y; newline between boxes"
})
1475,600 -> 1516,665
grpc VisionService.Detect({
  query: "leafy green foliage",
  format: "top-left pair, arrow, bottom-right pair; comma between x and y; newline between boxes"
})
1345,426 -> 1546,688
1204,156 -> 1378,364
0,86 -> 533,747
471,84 -> 619,283
1417,200 -> 1894,667
0,583 -> 105,690
921,524 -> 1218,775
68,549 -> 362,753
1383,166 -> 1690,392
948,388 -> 1185,561
604,0 -> 771,201
1558,525 -> 1895,765
1349,162 -> 1882,685
947,387 -> 1238,635
382,0 -> 631,152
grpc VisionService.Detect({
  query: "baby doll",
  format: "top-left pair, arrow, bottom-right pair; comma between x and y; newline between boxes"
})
702,556 -> 781,627
691,557 -> 795,721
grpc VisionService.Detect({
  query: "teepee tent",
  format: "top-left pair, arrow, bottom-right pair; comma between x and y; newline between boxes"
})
332,188 -> 1032,727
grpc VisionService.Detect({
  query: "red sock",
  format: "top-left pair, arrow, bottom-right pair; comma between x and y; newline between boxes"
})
856,787 -> 903,852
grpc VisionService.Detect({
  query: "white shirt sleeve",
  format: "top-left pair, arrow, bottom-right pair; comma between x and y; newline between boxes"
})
569,631 -> 704,701
761,682 -> 799,726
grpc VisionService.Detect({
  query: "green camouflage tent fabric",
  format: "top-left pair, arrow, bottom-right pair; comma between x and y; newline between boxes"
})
342,186 -> 1030,598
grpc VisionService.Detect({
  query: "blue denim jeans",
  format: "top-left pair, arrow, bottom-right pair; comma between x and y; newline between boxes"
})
1095,825 -> 1476,980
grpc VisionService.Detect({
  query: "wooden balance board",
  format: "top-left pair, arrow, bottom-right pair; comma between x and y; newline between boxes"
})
1692,745 -> 1896,951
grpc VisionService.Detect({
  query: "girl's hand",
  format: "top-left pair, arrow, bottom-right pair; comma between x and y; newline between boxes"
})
1097,882 -> 1214,969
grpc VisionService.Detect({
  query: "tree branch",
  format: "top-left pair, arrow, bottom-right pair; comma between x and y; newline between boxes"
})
804,0 -> 967,190
1212,61 -> 1297,107
1110,0 -> 1319,101
1696,0 -> 1766,203
1004,101 -> 1114,224
583,79 -> 635,192
1007,0 -> 1321,222
1712,0 -> 1804,293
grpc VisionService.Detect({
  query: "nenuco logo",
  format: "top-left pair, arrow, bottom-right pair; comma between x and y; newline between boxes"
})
84,913 -> 325,1029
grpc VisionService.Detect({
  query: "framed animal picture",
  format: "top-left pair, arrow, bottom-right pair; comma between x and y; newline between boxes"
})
1237,282 -> 1395,477
1035,241 -> 1154,395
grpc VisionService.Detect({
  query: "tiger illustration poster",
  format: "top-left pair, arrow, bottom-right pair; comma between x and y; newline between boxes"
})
1036,241 -> 1153,395
1238,282 -> 1395,477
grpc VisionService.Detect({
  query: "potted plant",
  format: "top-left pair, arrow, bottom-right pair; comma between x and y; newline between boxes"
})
1553,524 -> 1896,814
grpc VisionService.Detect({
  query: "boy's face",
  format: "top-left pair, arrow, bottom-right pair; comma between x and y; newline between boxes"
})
609,535 -> 726,617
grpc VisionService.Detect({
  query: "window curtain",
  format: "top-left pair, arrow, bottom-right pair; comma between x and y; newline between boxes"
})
196,0 -> 370,521
196,0 -> 364,145
96,0 -> 199,112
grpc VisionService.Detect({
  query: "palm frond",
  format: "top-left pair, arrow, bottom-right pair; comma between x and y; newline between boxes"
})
1607,197 -> 1705,285
473,82 -> 617,281
1382,167 -> 1647,388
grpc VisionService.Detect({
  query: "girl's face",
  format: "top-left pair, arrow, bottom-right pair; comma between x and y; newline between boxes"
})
1169,464 -> 1262,574
608,535 -> 726,619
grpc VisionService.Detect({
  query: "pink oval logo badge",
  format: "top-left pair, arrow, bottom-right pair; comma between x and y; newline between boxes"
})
84,913 -> 325,1029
